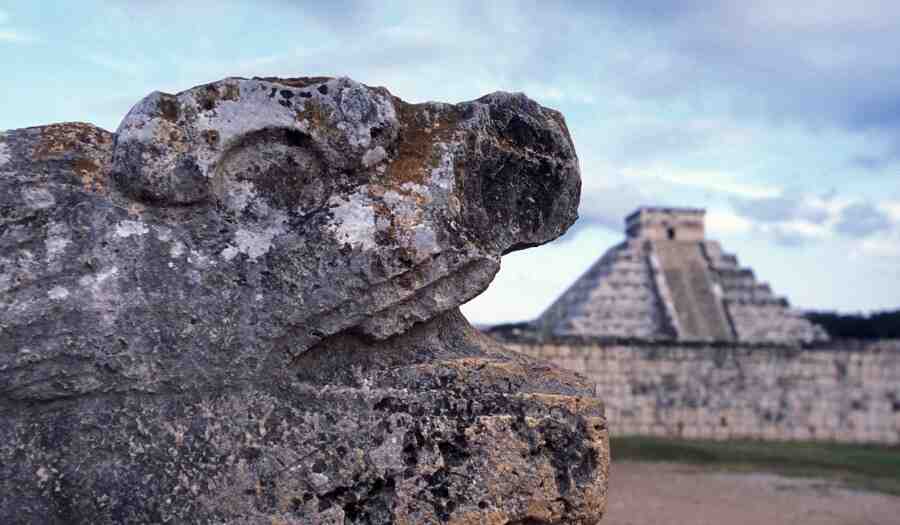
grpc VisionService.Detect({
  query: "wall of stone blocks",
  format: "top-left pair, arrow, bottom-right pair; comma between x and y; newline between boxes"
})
507,340 -> 900,444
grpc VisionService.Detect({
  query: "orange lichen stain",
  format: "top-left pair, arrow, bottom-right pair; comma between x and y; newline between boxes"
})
158,95 -> 180,122
445,511 -> 508,525
382,101 -> 461,188
372,200 -> 392,221
127,202 -> 146,217
294,101 -> 334,134
514,392 -> 606,414
368,184 -> 387,199
405,358 -> 529,387
222,83 -> 240,101
194,84 -> 221,112
195,82 -> 239,111
72,158 -> 108,194
524,499 -> 567,523
202,129 -> 221,148
371,199 -> 403,247
153,120 -> 189,153
33,123 -> 113,160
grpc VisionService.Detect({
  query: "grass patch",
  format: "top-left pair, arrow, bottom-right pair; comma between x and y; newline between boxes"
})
611,435 -> 900,496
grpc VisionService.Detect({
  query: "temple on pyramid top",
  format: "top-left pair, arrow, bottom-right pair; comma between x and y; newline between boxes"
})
625,207 -> 706,241
534,206 -> 828,344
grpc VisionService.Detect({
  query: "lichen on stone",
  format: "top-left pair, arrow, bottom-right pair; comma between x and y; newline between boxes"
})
0,75 -> 603,525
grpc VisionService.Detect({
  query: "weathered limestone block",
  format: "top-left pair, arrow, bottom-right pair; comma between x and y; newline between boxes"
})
0,77 -> 606,524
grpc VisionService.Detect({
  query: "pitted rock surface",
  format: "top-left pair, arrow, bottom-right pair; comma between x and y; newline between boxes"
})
0,77 -> 605,524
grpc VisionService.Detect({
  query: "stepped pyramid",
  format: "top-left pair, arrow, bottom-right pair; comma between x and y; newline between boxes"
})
534,207 -> 828,344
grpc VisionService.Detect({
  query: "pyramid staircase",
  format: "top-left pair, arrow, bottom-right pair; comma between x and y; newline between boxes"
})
533,207 -> 828,344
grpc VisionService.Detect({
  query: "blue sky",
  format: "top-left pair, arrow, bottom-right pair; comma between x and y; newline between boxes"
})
2,1 -> 899,323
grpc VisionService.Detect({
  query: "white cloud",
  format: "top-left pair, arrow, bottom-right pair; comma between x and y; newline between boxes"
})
625,168 -> 782,199
860,232 -> 900,258
520,83 -> 597,105
82,53 -> 143,77
575,182 -> 648,232
725,193 -> 900,250
0,29 -> 34,43
879,200 -> 900,221
805,193 -> 853,218
738,1 -> 900,33
771,220 -> 830,238
0,11 -> 34,44
706,208 -> 753,236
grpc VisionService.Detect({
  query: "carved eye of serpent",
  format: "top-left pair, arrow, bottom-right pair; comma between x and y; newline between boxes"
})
212,128 -> 332,216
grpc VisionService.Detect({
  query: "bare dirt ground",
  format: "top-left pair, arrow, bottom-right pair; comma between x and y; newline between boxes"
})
604,461 -> 900,525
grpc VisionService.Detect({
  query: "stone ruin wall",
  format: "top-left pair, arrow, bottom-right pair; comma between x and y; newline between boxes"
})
507,339 -> 900,444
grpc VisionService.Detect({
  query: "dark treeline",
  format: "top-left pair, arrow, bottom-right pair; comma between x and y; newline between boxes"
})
805,309 -> 900,339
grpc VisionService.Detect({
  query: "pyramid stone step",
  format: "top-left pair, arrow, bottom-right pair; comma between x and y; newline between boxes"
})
653,240 -> 734,341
